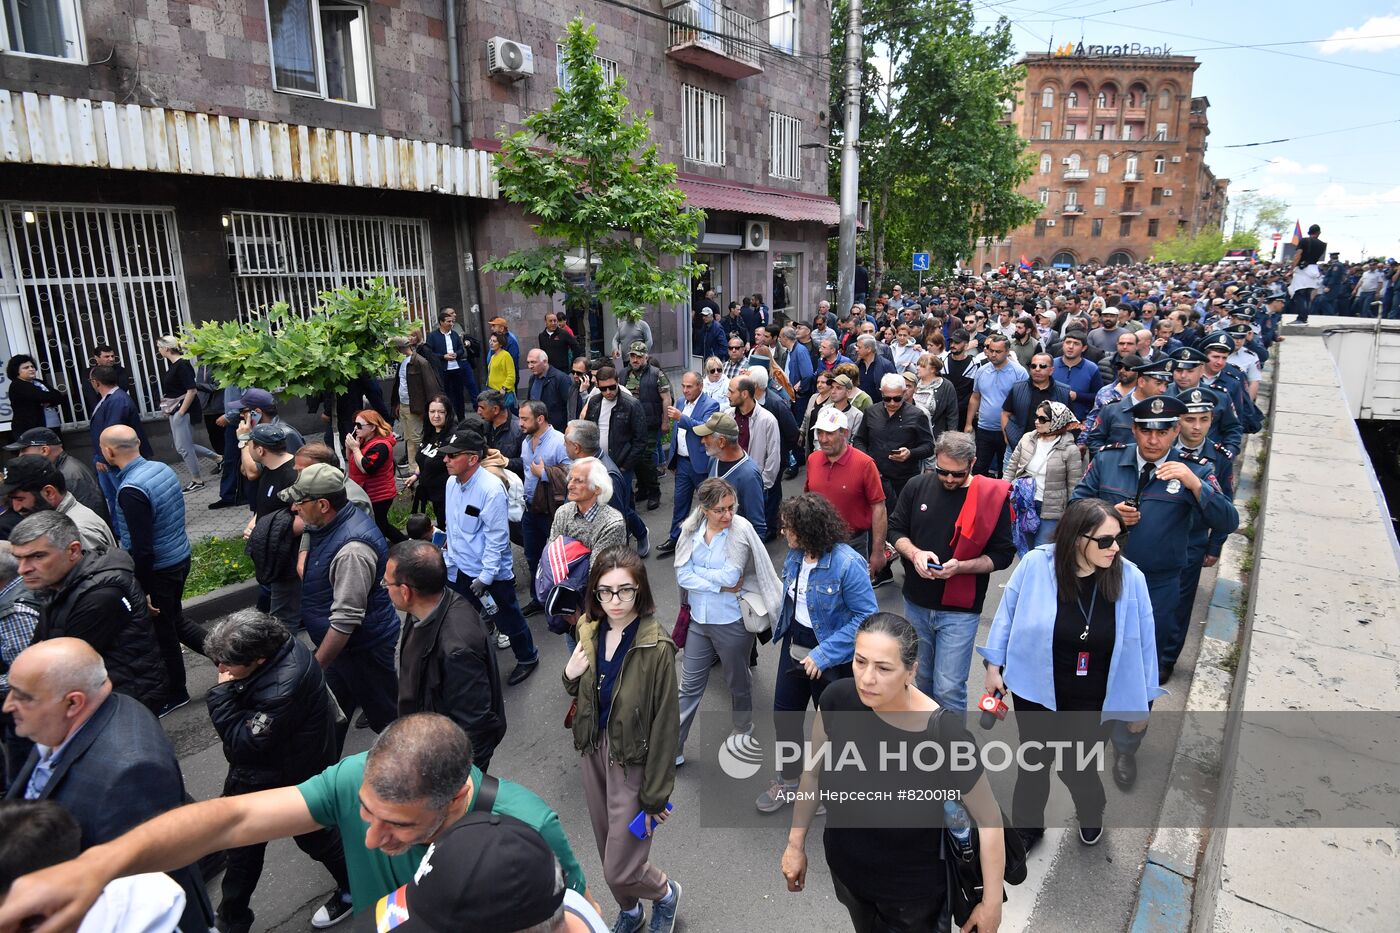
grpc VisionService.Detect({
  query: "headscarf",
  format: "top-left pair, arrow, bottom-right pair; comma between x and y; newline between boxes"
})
1036,400 -> 1077,435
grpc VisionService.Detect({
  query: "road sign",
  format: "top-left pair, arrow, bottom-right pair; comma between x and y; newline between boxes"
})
912,252 -> 930,271
1271,233 -> 1282,241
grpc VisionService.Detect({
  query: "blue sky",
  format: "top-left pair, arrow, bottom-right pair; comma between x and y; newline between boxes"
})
970,0 -> 1400,260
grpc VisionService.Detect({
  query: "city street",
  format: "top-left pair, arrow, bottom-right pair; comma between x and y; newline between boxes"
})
162,477 -> 1217,932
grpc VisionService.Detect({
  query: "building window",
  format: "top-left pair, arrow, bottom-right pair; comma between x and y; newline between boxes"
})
1093,187 -> 1106,206
1038,187 -> 1050,205
1,0 -> 84,60
557,45 -> 619,89
1151,187 -> 1163,206
1155,123 -> 1168,140
1091,218 -> 1103,237
1040,153 -> 1052,174
267,0 -> 373,105
1096,91 -> 1107,108
1065,189 -> 1078,207
1038,122 -> 1052,139
1119,217 -> 1133,237
1063,216 -> 1076,236
683,84 -> 726,165
1158,89 -> 1171,109
768,0 -> 798,55
772,252 -> 800,311
1125,154 -> 1139,177
769,111 -> 801,180
1096,153 -> 1110,174
1066,153 -> 1081,171
1148,218 -> 1160,237
1034,219 -> 1047,238
1067,91 -> 1079,107
1041,87 -> 1054,108
1153,155 -> 1166,174
1063,125 -> 1077,140
1122,124 -> 1134,141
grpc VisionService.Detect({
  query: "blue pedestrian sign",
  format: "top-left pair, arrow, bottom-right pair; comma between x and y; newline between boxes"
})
912,252 -> 930,271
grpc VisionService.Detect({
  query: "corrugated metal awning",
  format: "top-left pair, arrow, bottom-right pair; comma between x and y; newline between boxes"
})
677,175 -> 839,225
0,90 -> 497,198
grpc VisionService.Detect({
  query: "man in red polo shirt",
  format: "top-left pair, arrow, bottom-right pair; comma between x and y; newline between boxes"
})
804,407 -> 888,582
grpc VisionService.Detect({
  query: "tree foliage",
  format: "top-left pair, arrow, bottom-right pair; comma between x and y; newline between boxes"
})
831,0 -> 1039,282
484,17 -> 702,352
1231,191 -> 1290,237
182,279 -> 410,399
1151,227 -> 1228,263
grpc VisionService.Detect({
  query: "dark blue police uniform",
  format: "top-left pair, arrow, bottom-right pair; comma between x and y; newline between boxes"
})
1165,348 -> 1244,457
1083,359 -> 1173,455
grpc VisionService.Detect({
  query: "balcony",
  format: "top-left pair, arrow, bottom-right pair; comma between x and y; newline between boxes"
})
1065,104 -> 1089,119
1123,106 -> 1147,122
1117,208 -> 1143,216
1123,171 -> 1143,182
1062,168 -> 1089,181
1062,204 -> 1084,215
666,3 -> 763,80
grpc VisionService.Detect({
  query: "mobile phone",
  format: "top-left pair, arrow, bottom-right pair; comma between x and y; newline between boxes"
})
927,558 -> 944,571
627,802 -> 674,840
432,530 -> 447,548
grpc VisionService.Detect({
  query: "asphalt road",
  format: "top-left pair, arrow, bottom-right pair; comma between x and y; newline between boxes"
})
160,475 -> 1212,933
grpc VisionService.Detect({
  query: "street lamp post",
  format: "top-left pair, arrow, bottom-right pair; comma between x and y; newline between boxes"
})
836,0 -> 863,315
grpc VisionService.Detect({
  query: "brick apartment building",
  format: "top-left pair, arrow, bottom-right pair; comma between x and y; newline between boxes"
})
0,1 -> 833,432
972,50 -> 1228,272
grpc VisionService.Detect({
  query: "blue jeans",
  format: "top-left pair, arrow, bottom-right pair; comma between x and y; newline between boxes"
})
1112,568 -> 1179,754
451,575 -> 538,666
669,462 -> 703,542
96,461 -> 120,521
1032,509 -> 1059,548
521,511 -> 551,595
902,598 -> 981,713
614,469 -> 648,545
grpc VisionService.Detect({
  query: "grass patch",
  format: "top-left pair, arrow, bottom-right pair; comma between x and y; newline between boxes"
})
1220,641 -> 1241,675
185,535 -> 255,600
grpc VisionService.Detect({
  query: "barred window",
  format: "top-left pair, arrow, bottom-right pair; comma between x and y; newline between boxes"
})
683,85 -> 726,166
556,44 -> 618,89
769,112 -> 801,180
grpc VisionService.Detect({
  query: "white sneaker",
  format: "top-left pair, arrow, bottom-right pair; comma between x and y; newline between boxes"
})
495,631 -> 511,650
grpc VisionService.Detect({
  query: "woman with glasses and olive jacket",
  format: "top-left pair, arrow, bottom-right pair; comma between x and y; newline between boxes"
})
977,497 -> 1165,851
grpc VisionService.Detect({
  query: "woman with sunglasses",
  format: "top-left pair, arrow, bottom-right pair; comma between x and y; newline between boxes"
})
405,394 -> 455,523
1005,400 -> 1085,547
700,355 -> 730,406
344,409 -> 405,543
564,546 -> 682,933
978,498 -> 1164,850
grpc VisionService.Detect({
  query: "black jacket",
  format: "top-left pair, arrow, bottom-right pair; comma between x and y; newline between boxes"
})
35,551 -> 168,709
7,379 -> 66,435
398,589 -> 506,763
852,400 -> 935,487
246,507 -> 300,584
537,328 -> 582,374
528,365 -> 574,432
582,390 -> 646,471
206,637 -> 338,787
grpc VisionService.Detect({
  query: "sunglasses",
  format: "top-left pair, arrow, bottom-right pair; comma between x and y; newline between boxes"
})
934,466 -> 969,478
353,422 -> 369,429
1082,532 -> 1129,550
1035,415 -> 1052,424
708,368 -> 722,374
729,345 -> 744,350
881,394 -> 904,403
598,384 -> 619,393
1029,363 -> 1051,369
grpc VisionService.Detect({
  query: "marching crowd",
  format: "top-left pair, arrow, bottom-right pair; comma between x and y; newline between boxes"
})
0,250 -> 1305,933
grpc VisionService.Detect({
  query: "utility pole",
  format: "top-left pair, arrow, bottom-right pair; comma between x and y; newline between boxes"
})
836,0 -> 863,316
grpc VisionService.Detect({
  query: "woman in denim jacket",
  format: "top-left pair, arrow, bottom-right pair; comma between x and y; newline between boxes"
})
755,493 -> 878,814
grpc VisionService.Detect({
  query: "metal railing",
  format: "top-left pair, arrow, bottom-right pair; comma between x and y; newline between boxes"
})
668,2 -> 761,69
1062,168 -> 1090,180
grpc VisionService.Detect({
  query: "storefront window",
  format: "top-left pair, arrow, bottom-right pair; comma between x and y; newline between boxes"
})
772,253 -> 800,314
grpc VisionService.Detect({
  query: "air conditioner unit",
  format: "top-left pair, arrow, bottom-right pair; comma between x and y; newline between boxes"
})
743,220 -> 770,251
487,37 -> 535,80
1045,219 -> 1056,227
1163,188 -> 1174,197
228,235 -> 286,276
1170,156 -> 1182,163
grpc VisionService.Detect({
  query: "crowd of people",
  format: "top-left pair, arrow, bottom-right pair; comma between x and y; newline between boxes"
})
0,252 -> 1307,933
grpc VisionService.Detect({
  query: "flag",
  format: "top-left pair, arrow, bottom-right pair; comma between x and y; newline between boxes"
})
1290,221 -> 1302,247
1019,254 -> 1031,270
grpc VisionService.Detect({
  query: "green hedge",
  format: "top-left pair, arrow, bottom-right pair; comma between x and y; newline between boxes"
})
185,535 -> 256,600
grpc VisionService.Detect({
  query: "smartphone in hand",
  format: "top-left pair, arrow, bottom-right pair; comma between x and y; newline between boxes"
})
628,803 -> 674,840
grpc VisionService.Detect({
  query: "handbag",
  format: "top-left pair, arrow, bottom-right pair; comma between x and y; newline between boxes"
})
671,603 -> 691,649
739,590 -> 771,636
159,396 -> 183,416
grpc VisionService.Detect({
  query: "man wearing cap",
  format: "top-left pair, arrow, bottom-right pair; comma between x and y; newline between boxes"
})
623,343 -> 672,512
389,335 -> 444,468
1084,358 -> 1172,456
283,463 -> 401,737
1,456 -> 114,556
240,423 -> 302,628
692,413 -> 766,539
86,364 -> 154,519
1052,330 -> 1103,422
440,428 -> 540,686
1086,305 -> 1124,355
698,307 -> 726,362
526,349 -> 575,432
1165,386 -> 1236,685
1224,324 -> 1262,400
0,714 -> 590,927
1072,394 -> 1237,786
387,541 -> 506,773
1199,333 -> 1253,416
490,316 -> 522,368
1166,348 -> 1242,457
657,371 -> 718,557
805,407 -> 887,564
100,425 -> 205,718
4,428 -> 108,525
235,389 -> 305,462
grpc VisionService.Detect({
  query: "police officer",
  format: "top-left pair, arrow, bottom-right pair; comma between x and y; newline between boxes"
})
1072,394 -> 1239,787
1256,288 -> 1287,349
1224,305 -> 1269,364
1166,347 -> 1243,457
1083,358 -> 1173,455
1199,333 -> 1255,428
1224,323 -> 1263,402
1164,387 -> 1236,685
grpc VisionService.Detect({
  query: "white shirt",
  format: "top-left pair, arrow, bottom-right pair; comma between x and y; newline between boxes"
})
79,873 -> 185,933
789,556 -> 818,629
1358,269 -> 1384,292
701,376 -> 729,406
677,396 -> 699,456
598,396 -> 617,453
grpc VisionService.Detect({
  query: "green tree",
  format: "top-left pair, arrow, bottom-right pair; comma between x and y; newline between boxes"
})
483,17 -> 702,355
830,0 -> 1039,283
183,278 -> 410,443
1230,192 -> 1290,238
1151,227 -> 1227,263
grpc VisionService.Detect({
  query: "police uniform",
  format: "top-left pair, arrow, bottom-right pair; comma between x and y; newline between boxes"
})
1165,347 -> 1244,457
1199,332 -> 1257,431
1083,359 -> 1173,455
1072,395 -> 1239,695
1165,387 -> 1238,679
1225,323 -> 1263,382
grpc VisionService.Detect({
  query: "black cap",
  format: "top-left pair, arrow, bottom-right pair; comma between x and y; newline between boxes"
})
372,812 -> 564,933
249,423 -> 289,449
1225,323 -> 1252,339
3,427 -> 62,452
1179,386 -> 1218,413
437,428 -> 486,456
1168,347 -> 1208,369
1131,394 -> 1188,429
0,454 -> 61,497
1131,358 -> 1173,382
1200,333 -> 1233,354
1117,352 -> 1145,372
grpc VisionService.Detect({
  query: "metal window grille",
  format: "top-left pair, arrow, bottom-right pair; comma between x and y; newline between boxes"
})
769,111 -> 801,180
226,211 -> 435,326
0,203 -> 189,426
556,44 -> 618,89
683,85 -> 726,166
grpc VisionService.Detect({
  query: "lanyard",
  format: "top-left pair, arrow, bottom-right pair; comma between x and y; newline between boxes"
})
1076,584 -> 1098,642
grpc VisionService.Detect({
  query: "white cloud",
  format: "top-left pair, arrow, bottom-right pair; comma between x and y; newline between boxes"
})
1257,181 -> 1297,198
1264,157 -> 1328,176
1316,15 -> 1400,54
1314,182 -> 1400,210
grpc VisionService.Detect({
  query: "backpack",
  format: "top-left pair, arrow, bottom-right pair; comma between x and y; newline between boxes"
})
534,536 -> 592,635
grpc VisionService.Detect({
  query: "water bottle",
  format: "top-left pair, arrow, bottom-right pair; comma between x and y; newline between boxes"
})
479,589 -> 499,617
944,800 -> 974,862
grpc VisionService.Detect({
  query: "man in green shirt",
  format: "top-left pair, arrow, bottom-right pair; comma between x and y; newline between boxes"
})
0,715 -> 587,925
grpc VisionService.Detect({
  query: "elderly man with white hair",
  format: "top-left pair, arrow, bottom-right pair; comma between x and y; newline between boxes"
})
853,333 -> 896,399
548,458 -> 627,553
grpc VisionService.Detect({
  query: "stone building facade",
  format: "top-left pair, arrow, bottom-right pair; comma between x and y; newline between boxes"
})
0,0 -> 832,431
972,51 -> 1227,271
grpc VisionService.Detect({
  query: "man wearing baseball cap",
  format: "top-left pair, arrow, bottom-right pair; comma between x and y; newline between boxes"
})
4,427 -> 109,524
690,412 -> 766,538
1165,348 -> 1242,457
803,407 -> 886,561
0,455 -> 115,556
623,342 -> 672,512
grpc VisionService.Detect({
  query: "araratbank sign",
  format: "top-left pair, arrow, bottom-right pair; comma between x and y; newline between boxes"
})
1052,41 -> 1173,57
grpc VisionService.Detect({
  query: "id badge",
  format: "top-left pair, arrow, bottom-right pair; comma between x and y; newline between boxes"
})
1076,652 -> 1090,677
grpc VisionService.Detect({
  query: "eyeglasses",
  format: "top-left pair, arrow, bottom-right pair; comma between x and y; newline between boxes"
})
1029,363 -> 1051,370
598,384 -> 619,393
595,586 -> 639,604
704,503 -> 736,514
934,466 -> 969,478
1035,415 -> 1052,424
1082,532 -> 1129,550
881,394 -> 904,403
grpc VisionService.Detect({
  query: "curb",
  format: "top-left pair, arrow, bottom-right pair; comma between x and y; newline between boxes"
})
1126,369 -> 1275,933
184,577 -> 261,625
